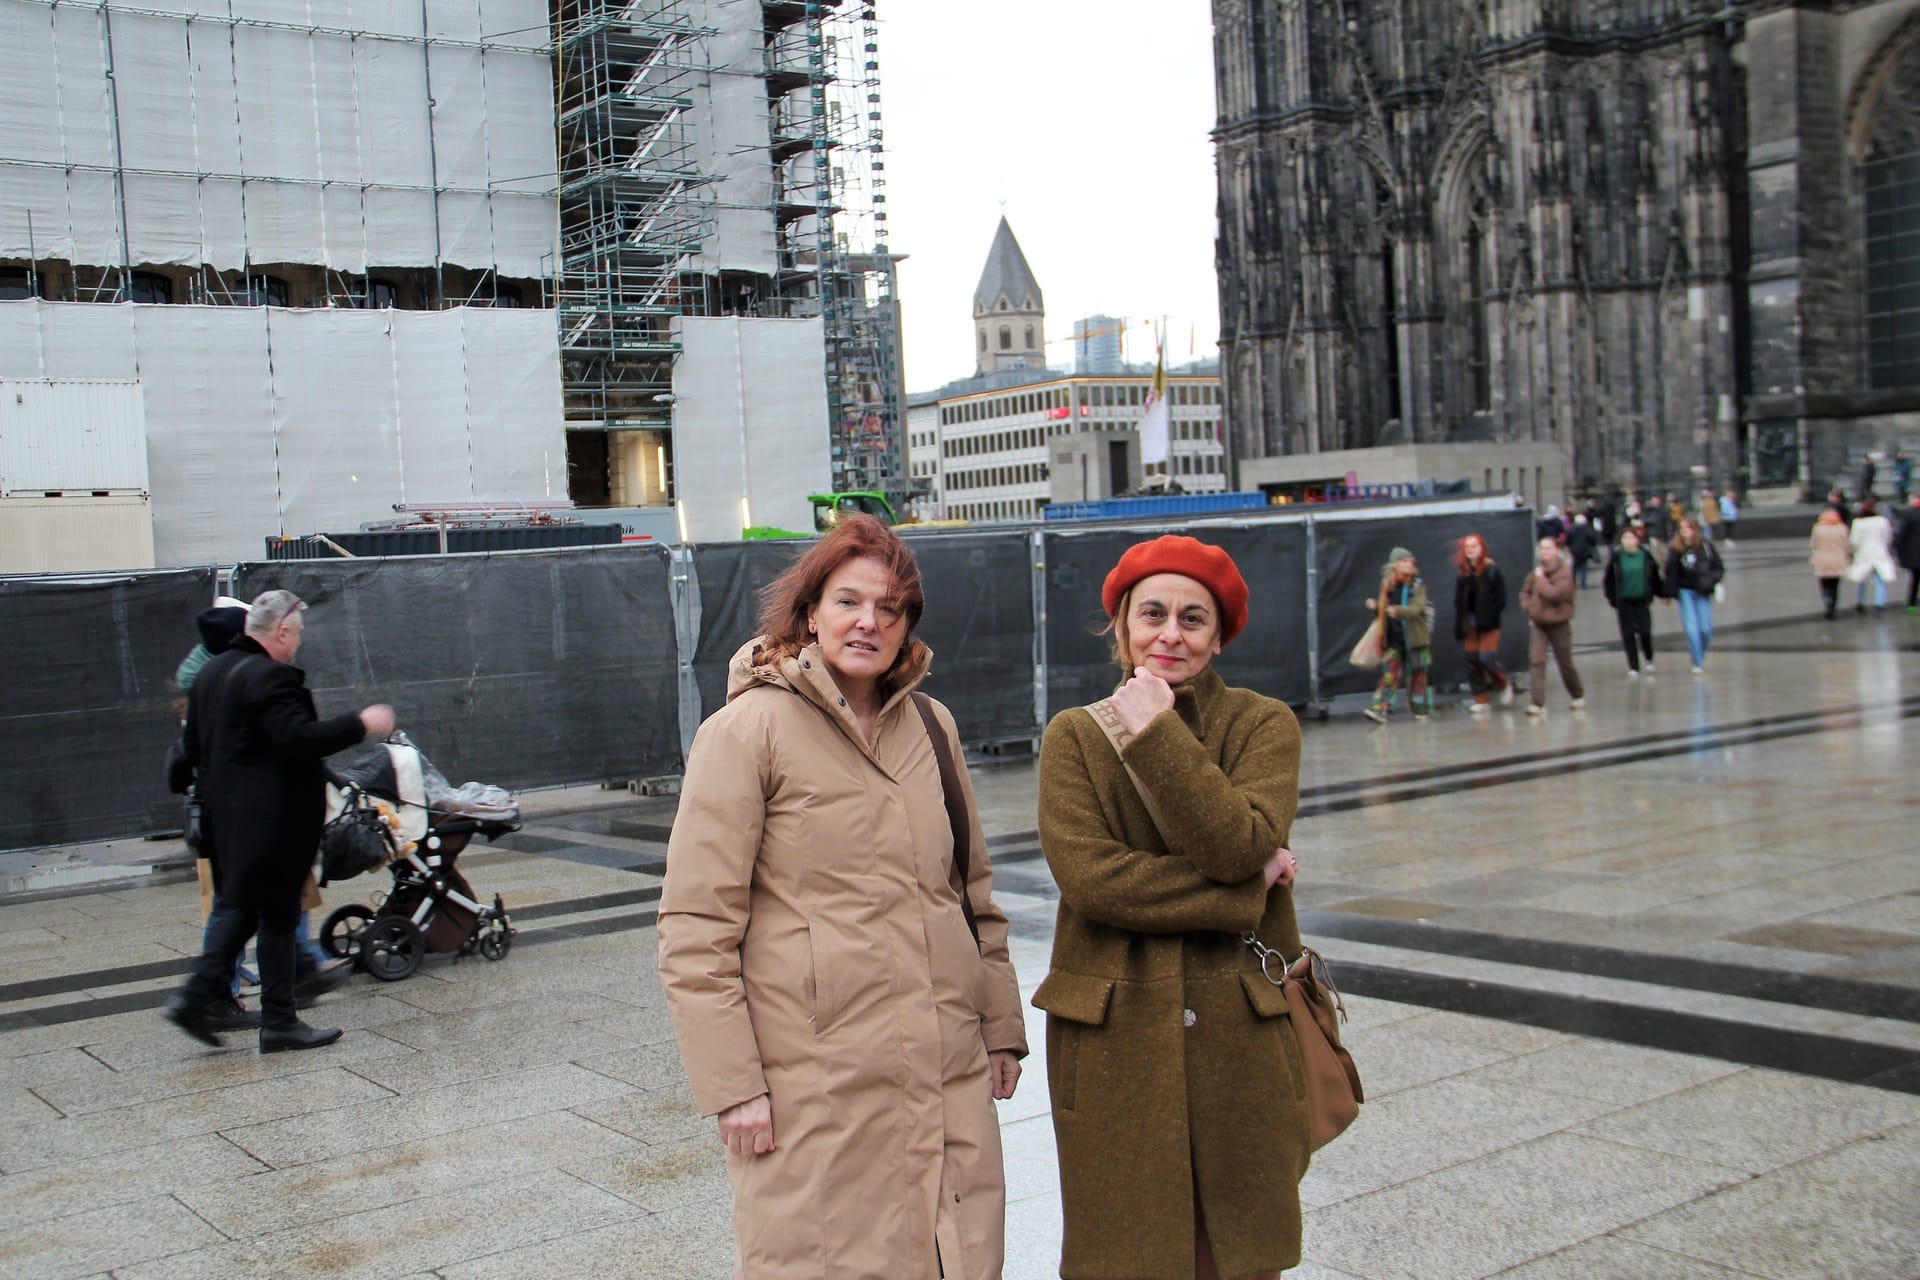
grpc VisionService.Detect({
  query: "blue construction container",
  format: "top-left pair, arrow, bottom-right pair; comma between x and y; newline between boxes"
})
1042,491 -> 1271,523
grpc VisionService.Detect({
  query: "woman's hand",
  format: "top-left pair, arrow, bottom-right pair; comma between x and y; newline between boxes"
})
1111,668 -> 1175,736
717,1093 -> 775,1156
1263,845 -> 1299,889
988,1050 -> 1022,1100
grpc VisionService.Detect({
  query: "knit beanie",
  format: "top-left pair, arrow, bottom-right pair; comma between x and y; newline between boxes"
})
1383,546 -> 1414,573
1101,535 -> 1250,646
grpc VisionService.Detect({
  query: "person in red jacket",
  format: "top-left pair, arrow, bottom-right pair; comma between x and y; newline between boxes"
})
1520,537 -> 1586,716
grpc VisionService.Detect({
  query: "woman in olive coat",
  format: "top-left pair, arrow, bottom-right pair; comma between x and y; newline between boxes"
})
1036,534 -> 1306,1280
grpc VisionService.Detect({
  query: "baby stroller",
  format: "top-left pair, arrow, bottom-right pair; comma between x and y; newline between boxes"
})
318,732 -> 519,981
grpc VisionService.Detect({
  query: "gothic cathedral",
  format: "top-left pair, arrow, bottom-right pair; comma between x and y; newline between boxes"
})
1213,1 -> 1920,497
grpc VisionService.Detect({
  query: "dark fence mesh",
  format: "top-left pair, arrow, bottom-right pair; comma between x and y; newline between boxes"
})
687,540 -> 807,725
908,532 -> 1036,743
1313,510 -> 1536,699
0,567 -> 215,848
233,546 -> 681,790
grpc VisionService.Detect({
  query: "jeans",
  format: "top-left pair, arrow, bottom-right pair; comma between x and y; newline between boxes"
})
1573,559 -> 1591,589
294,913 -> 331,969
1856,574 -> 1888,608
202,898 -> 253,995
1676,589 -> 1714,667
184,890 -> 300,1030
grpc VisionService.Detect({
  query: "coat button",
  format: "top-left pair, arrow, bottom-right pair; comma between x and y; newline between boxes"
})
801,659 -> 810,668
838,697 -> 846,706
1183,1008 -> 1197,1028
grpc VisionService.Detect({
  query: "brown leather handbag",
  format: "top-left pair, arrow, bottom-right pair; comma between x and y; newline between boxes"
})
1085,698 -> 1364,1150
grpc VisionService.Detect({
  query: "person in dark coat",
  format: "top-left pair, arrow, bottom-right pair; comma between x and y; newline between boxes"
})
1453,533 -> 1512,714
1603,527 -> 1664,676
1900,494 -> 1920,613
164,590 -> 394,1053
1566,514 -> 1598,588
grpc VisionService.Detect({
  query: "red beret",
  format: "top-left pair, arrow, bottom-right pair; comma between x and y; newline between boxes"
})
1101,535 -> 1250,646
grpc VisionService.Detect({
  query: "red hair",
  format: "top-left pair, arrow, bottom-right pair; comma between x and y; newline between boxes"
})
756,514 -> 925,683
1453,532 -> 1493,577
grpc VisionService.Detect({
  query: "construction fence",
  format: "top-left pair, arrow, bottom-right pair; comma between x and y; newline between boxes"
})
0,498 -> 1531,851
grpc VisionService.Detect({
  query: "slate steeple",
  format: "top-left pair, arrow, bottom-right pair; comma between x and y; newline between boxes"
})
972,217 -> 1046,375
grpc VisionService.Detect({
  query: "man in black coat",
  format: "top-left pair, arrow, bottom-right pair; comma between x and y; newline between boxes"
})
165,590 -> 394,1052
1899,493 -> 1920,613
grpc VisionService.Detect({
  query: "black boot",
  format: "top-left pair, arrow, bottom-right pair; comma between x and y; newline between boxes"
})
294,956 -> 352,1006
163,993 -> 225,1046
260,1021 -> 344,1054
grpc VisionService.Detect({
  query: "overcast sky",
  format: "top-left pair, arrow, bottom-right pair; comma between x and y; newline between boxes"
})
878,4 -> 1222,392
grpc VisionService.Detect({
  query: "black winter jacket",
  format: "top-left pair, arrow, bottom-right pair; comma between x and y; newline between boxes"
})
1898,507 -> 1920,570
184,636 -> 367,905
1453,562 -> 1507,638
1663,541 -> 1725,596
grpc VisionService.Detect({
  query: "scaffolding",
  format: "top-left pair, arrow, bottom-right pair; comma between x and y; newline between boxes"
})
763,1 -> 905,505
552,0 -> 714,434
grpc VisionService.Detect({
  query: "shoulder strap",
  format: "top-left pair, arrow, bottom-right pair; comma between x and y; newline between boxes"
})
912,692 -> 979,949
1085,699 -> 1173,838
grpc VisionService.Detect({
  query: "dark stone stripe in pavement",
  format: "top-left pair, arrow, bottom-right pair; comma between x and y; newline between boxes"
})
1334,961 -> 1920,1097
1298,910 -> 1920,1025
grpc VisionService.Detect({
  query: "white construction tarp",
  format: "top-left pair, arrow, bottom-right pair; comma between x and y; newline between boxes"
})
672,316 -> 829,542
690,0 -> 777,276
0,0 -> 556,277
0,299 -> 565,564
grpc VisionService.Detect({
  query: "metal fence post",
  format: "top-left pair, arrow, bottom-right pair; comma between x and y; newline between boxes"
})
1031,528 -> 1048,746
670,545 -> 703,762
1304,514 -> 1324,714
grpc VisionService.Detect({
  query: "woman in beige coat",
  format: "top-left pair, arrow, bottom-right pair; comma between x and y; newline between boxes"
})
1036,535 -> 1306,1280
657,515 -> 1027,1280
1810,508 -> 1850,619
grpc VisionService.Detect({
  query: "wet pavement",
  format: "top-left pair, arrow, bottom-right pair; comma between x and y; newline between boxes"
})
1,536 -> 1917,1279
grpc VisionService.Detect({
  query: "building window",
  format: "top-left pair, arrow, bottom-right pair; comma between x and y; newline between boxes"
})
364,278 -> 401,309
129,271 -> 172,304
1865,149 -> 1920,388
999,325 -> 1011,350
1024,324 -> 1034,349
979,330 -> 987,352
247,274 -> 289,307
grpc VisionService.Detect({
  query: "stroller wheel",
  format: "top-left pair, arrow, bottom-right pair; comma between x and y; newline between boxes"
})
478,924 -> 512,962
361,917 -> 426,982
321,904 -> 375,962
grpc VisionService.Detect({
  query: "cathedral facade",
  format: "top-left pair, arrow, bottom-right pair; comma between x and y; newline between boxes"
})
1213,0 -> 1920,497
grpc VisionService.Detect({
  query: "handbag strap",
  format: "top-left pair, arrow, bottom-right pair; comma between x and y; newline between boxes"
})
912,692 -> 980,950
1085,698 -> 1306,978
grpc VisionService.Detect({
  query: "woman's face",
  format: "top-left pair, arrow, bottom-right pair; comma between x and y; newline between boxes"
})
1392,556 -> 1416,581
1621,530 -> 1641,553
1121,572 -> 1222,685
1678,520 -> 1700,546
1462,535 -> 1485,565
1537,537 -> 1561,566
807,555 -> 907,695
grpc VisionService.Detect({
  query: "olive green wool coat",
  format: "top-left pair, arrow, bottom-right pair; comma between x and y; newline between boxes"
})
1035,666 -> 1310,1279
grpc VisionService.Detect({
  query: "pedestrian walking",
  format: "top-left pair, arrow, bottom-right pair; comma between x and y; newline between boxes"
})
1521,536 -> 1586,715
1810,509 -> 1851,620
1895,449 -> 1914,503
1664,519 -> 1725,674
1899,494 -> 1920,613
1566,514 -> 1598,588
656,515 -> 1026,1280
1361,547 -> 1431,724
1453,532 -> 1513,715
1828,487 -> 1853,526
1860,452 -> 1878,501
1847,497 -> 1898,612
1718,490 -> 1740,546
1603,527 -> 1663,677
1035,534 -> 1307,1280
163,590 -> 393,1053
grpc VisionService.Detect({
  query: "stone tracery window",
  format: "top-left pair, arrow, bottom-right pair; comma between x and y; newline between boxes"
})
1863,52 -> 1920,389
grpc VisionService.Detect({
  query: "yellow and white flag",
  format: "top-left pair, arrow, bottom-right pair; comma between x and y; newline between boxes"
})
1138,337 -> 1170,466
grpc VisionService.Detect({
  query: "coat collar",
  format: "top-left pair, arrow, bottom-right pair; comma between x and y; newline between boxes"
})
1114,662 -> 1227,739
728,635 -> 934,760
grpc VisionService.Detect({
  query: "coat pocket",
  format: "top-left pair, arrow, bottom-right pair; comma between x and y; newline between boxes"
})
1033,971 -> 1115,1114
1239,972 -> 1306,1103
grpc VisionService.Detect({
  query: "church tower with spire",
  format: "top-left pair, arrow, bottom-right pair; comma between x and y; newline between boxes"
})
973,217 -> 1046,376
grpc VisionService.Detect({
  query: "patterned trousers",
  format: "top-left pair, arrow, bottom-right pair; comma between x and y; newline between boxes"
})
1370,646 -> 1431,716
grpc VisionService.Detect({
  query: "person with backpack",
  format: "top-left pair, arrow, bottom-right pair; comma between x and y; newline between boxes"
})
1603,527 -> 1663,677
1664,519 -> 1726,674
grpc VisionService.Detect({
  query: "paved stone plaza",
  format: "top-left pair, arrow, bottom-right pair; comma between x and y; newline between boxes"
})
2,536 -> 1917,1279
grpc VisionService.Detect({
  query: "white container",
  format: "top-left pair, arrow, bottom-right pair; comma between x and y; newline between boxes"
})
0,379 -> 148,496
0,495 -> 156,572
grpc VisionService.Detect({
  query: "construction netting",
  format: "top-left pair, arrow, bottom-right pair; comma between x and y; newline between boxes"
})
231,546 -> 681,796
4,498 -> 1539,849
0,566 -> 214,849
0,0 -> 556,277
0,300 -> 567,567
